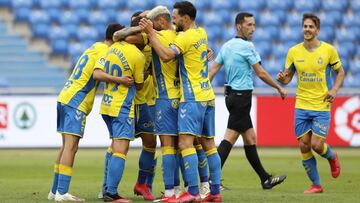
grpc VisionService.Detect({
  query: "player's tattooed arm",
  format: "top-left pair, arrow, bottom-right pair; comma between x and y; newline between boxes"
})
113,26 -> 142,42
276,68 -> 294,85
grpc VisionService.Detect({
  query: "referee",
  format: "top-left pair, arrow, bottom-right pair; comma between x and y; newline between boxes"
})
209,12 -> 287,189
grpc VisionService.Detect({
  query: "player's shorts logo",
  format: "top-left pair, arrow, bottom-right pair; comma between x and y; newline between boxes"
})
171,99 -> 179,109
334,97 -> 360,146
14,102 -> 36,130
180,108 -> 186,118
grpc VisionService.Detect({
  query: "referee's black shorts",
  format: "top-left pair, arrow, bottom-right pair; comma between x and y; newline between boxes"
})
225,89 -> 253,133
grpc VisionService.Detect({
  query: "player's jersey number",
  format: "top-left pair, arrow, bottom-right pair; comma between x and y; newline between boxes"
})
72,55 -> 89,80
104,60 -> 122,92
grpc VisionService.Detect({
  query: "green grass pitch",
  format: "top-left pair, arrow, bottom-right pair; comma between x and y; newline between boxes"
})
0,148 -> 359,202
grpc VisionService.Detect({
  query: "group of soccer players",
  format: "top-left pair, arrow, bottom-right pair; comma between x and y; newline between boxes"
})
48,0 -> 344,202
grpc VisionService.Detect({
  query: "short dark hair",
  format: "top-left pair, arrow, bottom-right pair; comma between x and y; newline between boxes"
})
105,23 -> 125,40
131,15 -> 143,26
235,12 -> 254,25
173,1 -> 196,20
302,13 -> 320,29
131,11 -> 143,19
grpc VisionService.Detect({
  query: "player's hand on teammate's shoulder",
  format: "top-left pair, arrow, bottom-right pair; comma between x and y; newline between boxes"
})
277,86 -> 287,100
118,76 -> 134,87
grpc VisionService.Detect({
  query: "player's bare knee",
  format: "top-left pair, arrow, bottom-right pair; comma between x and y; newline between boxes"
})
311,142 -> 323,154
299,140 -> 311,151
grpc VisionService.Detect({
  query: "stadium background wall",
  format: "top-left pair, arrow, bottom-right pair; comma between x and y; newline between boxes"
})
0,95 -> 358,148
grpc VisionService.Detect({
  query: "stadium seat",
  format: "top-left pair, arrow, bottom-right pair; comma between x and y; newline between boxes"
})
272,43 -> 290,59
29,10 -> 50,26
294,0 -> 321,12
203,11 -> 223,27
13,7 -> 31,22
12,0 -> 34,9
335,28 -> 357,43
286,12 -> 302,28
31,23 -> 49,38
69,0 -> 91,10
88,10 -> 109,26
218,9 -> 233,24
39,0 -> 62,9
210,0 -> 233,11
46,8 -> 62,24
342,13 -> 360,28
59,11 -> 80,25
255,41 -> 272,58
73,8 -> 91,24
76,26 -> 99,42
271,10 -> 287,24
205,25 -> 222,43
338,42 -> 357,58
126,0 -> 154,11
221,26 -> 236,41
266,0 -> 293,10
239,0 -> 266,11
93,24 -> 106,39
263,60 -> 283,74
193,0 -> 211,11
48,26 -> 69,41
97,0 -> 126,10
68,42 -> 87,64
0,0 -> 11,8
253,27 -> 273,43
322,0 -> 348,12
258,12 -> 280,27
98,8 -> 118,23
319,12 -> 338,27
318,26 -> 335,42
350,0 -> 360,13
63,24 -> 78,40
51,39 -> 68,55
279,27 -> 302,43
349,60 -> 360,74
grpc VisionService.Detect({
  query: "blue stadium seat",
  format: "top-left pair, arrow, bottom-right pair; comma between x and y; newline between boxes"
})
46,8 -> 62,24
29,10 -> 50,26
211,68 -> 226,87
48,26 -> 69,41
76,26 -> 99,42
263,60 -> 282,75
339,42 -> 357,58
155,0 -> 176,9
286,12 -> 302,28
342,13 -> 360,27
346,26 -> 360,41
193,0 -> 211,10
126,0 -> 154,11
93,24 -> 106,39
294,0 -> 321,12
88,11 -> 109,26
266,0 -> 293,10
51,39 -> 68,55
210,0 -> 233,11
69,0 -> 91,10
203,11 -> 223,27
239,0 -> 266,11
59,11 -> 80,25
271,10 -> 287,24
258,12 -> 280,27
218,9 -> 233,24
272,43 -> 290,59
221,26 -> 236,41
39,0 -> 62,9
253,27 -> 273,42
318,26 -> 335,42
335,28 -> 357,43
0,0 -> 11,8
349,60 -> 360,74
205,25 -> 222,43
12,0 -> 34,9
68,42 -> 87,64
254,41 -> 272,58
351,0 -> 360,13
319,12 -> 337,27
279,27 -> 302,43
63,24 -> 78,40
98,8 -> 118,23
322,0 -> 348,12
14,7 -> 31,22
31,23 -> 49,38
73,8 -> 91,24
97,0 -> 126,10
116,10 -> 132,27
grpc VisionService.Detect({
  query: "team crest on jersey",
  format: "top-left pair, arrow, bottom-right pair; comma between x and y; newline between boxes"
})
171,99 -> 179,109
317,57 -> 323,65
98,57 -> 105,66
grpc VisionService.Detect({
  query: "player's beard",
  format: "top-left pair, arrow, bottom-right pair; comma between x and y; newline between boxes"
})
175,20 -> 184,32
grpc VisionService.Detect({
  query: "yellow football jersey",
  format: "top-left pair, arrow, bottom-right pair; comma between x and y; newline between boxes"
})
151,29 -> 181,99
286,42 -> 342,111
99,41 -> 145,117
144,75 -> 156,106
174,27 -> 215,102
58,42 -> 108,115
134,38 -> 152,105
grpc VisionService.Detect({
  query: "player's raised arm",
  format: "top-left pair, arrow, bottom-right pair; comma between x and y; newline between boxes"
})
113,26 -> 142,42
140,18 -> 178,62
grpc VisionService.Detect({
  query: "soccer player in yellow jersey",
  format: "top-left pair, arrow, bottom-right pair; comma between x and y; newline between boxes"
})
141,1 -> 221,202
277,13 -> 344,194
48,24 -> 133,202
98,38 -> 145,202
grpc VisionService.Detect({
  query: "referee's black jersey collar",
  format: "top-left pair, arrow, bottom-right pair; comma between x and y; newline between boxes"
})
235,36 -> 247,41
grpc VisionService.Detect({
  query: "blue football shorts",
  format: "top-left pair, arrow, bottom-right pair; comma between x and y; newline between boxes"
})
57,102 -> 86,138
154,98 -> 179,136
294,108 -> 331,139
102,115 -> 135,140
135,103 -> 154,136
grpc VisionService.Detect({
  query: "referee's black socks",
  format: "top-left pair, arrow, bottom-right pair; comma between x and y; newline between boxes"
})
244,144 -> 271,183
217,139 -> 233,168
